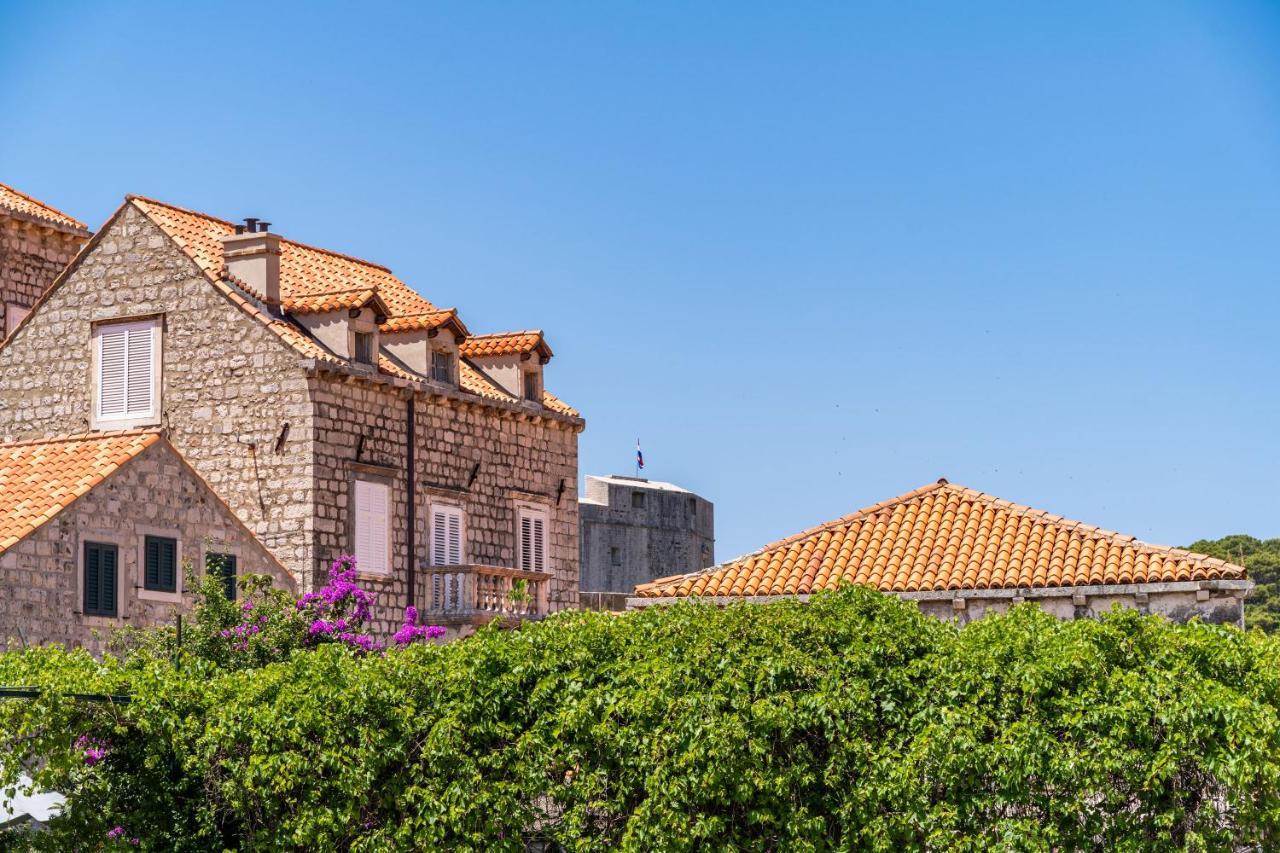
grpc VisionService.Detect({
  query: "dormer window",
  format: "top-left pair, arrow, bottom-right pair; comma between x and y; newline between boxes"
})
353,331 -> 375,365
523,370 -> 540,401
432,349 -> 455,384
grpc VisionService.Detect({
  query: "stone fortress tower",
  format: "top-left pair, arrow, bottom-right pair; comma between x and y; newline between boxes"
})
579,474 -> 714,604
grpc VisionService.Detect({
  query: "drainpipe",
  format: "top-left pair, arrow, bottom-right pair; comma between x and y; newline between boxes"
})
406,394 -> 416,610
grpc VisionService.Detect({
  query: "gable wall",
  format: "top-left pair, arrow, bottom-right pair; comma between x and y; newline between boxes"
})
0,205 -> 318,582
309,374 -> 580,633
0,442 -> 295,655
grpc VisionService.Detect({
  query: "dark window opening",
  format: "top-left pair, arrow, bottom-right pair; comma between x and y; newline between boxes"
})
523,370 -> 539,401
431,350 -> 454,384
631,491 -> 645,509
353,331 -> 375,364
610,546 -> 622,567
84,542 -> 118,617
207,553 -> 238,601
143,536 -> 178,593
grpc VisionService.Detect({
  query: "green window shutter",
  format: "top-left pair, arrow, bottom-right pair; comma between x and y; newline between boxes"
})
85,542 -> 118,617
84,543 -> 100,614
206,553 -> 238,601
144,536 -> 177,593
101,545 -> 117,616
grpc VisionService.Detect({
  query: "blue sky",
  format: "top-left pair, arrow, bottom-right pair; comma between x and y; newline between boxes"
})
3,1 -> 1278,561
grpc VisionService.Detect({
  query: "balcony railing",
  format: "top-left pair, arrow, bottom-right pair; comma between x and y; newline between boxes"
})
418,563 -> 550,624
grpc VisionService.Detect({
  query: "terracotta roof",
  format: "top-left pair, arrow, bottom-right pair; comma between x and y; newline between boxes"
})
129,196 -> 436,318
0,431 -> 161,554
127,196 -> 576,419
634,480 -> 1247,599
380,309 -> 469,336
0,182 -> 88,233
459,331 -> 552,361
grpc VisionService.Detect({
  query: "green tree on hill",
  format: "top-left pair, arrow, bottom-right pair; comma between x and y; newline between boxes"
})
1187,534 -> 1280,633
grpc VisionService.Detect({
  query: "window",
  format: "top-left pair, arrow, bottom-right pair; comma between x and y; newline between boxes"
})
631,491 -> 646,509
353,479 -> 390,574
353,331 -> 375,365
523,370 -> 539,401
83,542 -> 118,617
431,350 -> 454,384
430,505 -> 464,566
610,546 -> 621,567
95,319 -> 158,423
143,536 -> 178,593
517,507 -> 548,574
207,553 -> 237,601
4,303 -> 30,336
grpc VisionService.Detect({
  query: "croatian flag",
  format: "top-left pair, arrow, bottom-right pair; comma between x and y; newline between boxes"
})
636,440 -> 645,470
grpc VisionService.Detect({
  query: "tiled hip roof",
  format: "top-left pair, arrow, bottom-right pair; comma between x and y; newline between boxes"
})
634,480 -> 1247,599
0,182 -> 89,232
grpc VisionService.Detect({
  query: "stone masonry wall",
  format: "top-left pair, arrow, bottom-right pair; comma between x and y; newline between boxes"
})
0,442 -> 295,655
0,205 -> 318,581
309,374 -> 581,634
0,214 -> 86,314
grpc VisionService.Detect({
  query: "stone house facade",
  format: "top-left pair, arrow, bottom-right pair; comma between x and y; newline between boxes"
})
0,195 -> 583,638
0,182 -> 90,337
0,431 -> 293,654
631,479 -> 1252,626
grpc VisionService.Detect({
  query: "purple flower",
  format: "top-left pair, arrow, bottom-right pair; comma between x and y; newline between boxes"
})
107,826 -> 124,839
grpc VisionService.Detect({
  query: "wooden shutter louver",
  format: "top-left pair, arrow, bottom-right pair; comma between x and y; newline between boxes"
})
97,321 -> 155,420
517,509 -> 548,573
354,480 -> 390,574
84,542 -> 118,617
144,537 -> 177,592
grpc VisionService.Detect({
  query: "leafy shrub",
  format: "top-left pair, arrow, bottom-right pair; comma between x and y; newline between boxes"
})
2,585 -> 1280,850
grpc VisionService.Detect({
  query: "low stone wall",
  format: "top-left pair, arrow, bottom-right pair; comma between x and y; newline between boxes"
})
626,579 -> 1253,627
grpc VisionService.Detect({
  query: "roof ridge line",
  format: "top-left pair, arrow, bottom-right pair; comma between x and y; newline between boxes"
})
467,329 -> 544,339
128,194 -> 397,274
942,484 -> 1243,571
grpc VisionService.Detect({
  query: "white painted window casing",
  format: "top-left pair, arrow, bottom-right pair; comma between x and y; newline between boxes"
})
353,479 -> 391,575
517,507 -> 548,573
4,303 -> 30,336
94,319 -> 158,423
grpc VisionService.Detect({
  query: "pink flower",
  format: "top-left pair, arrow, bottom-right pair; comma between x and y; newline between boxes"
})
107,826 -> 124,839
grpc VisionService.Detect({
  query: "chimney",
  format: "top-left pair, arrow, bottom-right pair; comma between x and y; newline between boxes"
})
220,217 -> 281,305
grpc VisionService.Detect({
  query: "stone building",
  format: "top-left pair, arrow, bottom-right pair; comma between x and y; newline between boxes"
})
579,474 -> 714,599
0,194 -> 583,638
0,182 -> 90,337
630,479 -> 1252,626
0,431 -> 293,654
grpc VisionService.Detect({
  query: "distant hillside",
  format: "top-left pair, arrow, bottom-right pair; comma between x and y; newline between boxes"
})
1185,535 -> 1280,633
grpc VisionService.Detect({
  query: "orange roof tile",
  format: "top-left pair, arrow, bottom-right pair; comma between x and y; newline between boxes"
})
0,431 -> 162,554
380,309 -> 469,336
283,287 -> 383,315
459,331 -> 552,360
0,182 -> 89,233
129,196 -> 436,318
634,480 -> 1247,598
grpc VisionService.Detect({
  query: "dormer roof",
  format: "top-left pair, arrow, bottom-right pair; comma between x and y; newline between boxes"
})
459,330 -> 553,362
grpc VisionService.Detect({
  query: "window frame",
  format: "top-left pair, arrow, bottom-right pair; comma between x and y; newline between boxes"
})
522,369 -> 541,402
206,552 -> 238,601
353,331 -> 375,365
91,317 -> 161,429
429,502 -> 466,567
351,474 -> 393,577
142,535 -> 178,594
515,504 -> 550,574
431,349 -> 455,384
4,302 -> 30,337
82,541 -> 120,618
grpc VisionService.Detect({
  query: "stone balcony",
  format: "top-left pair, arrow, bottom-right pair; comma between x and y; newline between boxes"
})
417,562 -> 551,627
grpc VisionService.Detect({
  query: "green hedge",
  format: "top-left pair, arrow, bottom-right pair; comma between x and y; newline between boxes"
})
3,585 -> 1280,850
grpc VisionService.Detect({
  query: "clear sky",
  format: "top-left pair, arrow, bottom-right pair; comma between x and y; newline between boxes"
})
3,1 -> 1278,562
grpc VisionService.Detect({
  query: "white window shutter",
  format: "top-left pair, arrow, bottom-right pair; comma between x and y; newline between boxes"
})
517,509 -> 548,573
125,325 -> 153,415
98,327 -> 127,417
431,506 -> 463,566
354,480 -> 389,574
